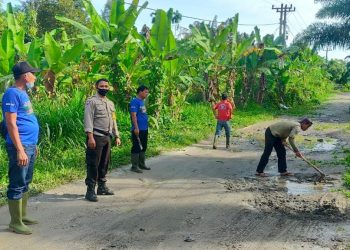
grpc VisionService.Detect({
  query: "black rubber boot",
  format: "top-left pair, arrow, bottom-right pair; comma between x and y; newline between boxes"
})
226,136 -> 230,149
213,135 -> 219,149
139,152 -> 150,170
85,184 -> 98,202
97,182 -> 114,195
130,153 -> 143,173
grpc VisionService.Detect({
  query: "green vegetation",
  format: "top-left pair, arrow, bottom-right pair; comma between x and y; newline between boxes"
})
342,150 -> 350,197
0,0 -> 349,203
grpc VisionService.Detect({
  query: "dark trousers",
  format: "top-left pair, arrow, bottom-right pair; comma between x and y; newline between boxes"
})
6,144 -> 36,200
85,135 -> 111,186
131,130 -> 148,154
256,127 -> 287,173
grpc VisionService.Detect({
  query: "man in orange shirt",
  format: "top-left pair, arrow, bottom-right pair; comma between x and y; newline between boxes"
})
212,94 -> 235,149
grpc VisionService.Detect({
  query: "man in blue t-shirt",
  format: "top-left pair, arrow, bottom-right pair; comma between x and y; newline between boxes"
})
2,61 -> 40,235
129,85 -> 150,173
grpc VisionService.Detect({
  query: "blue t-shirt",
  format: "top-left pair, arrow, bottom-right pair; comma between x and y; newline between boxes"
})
130,97 -> 148,131
2,87 -> 39,145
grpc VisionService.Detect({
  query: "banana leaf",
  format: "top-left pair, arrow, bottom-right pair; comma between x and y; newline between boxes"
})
150,9 -> 169,56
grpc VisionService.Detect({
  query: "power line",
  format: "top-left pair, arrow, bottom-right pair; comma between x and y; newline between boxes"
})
290,12 -> 304,31
295,10 -> 308,27
124,1 -> 279,27
262,0 -> 275,5
286,25 -> 295,40
272,26 -> 280,37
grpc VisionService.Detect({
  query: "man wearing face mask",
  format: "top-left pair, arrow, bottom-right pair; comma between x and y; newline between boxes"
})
2,61 -> 40,234
84,78 -> 121,202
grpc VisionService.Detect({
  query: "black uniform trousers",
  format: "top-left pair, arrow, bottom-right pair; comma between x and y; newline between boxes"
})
131,130 -> 148,154
256,127 -> 287,173
85,134 -> 111,186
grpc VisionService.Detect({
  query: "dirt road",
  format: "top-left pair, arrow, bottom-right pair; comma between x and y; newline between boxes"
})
1,93 -> 350,250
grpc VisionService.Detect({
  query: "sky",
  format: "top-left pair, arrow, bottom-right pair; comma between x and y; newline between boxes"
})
3,0 -> 349,59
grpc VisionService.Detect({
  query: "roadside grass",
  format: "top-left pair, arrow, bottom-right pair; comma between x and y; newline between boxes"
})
342,150 -> 350,197
314,123 -> 350,133
0,94 -> 338,205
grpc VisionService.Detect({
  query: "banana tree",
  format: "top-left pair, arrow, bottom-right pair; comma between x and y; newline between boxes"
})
130,8 -> 186,118
56,0 -> 147,53
56,0 -> 148,102
151,9 -> 193,119
0,3 -> 29,90
242,27 -> 282,105
189,19 -> 230,103
41,31 -> 84,93
162,20 -> 191,118
6,3 -> 26,57
0,3 -> 26,78
222,14 -> 254,101
112,39 -> 151,108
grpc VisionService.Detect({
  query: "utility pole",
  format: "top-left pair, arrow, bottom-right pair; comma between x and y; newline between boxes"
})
272,4 -> 296,44
323,46 -> 333,62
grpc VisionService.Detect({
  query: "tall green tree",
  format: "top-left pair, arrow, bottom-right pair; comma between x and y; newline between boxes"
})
297,0 -> 350,51
21,0 -> 88,37
326,59 -> 347,84
0,0 -> 6,36
189,20 -> 230,102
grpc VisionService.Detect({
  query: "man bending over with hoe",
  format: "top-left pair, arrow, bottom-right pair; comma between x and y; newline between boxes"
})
255,118 -> 313,177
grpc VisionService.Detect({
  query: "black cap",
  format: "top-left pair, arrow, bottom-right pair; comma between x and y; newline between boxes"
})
299,118 -> 313,125
12,61 -> 40,77
221,93 -> 228,100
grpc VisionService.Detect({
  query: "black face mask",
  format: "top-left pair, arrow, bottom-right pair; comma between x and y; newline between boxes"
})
98,88 -> 109,96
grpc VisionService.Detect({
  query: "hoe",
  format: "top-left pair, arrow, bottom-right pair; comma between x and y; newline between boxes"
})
285,144 -> 326,183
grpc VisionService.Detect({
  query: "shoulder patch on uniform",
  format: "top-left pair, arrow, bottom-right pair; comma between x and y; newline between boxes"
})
108,100 -> 116,107
85,96 -> 95,105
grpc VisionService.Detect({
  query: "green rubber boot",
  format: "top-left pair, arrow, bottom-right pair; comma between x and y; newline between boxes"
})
8,199 -> 32,235
22,192 -> 38,225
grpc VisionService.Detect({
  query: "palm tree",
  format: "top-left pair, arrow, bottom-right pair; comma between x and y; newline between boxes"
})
296,0 -> 350,51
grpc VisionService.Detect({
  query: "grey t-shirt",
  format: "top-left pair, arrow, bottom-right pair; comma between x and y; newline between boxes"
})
269,121 -> 300,152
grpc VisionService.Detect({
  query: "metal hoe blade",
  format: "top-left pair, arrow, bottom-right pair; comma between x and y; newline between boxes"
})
285,144 -> 326,183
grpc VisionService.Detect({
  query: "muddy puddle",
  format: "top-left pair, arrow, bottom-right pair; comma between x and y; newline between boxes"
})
225,174 -> 349,222
285,181 -> 332,195
311,139 -> 338,152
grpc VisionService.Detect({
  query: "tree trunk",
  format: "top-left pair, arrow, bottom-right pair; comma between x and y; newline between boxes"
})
43,70 -> 55,95
168,90 -> 174,106
241,69 -> 249,107
208,76 -> 219,104
201,87 -> 206,102
257,72 -> 266,104
227,70 -> 236,99
154,87 -> 163,119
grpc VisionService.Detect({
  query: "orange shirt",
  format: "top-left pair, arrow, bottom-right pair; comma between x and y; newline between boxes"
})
214,100 -> 233,121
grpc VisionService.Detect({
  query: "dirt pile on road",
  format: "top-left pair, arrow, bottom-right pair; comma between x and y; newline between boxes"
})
225,174 -> 350,222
